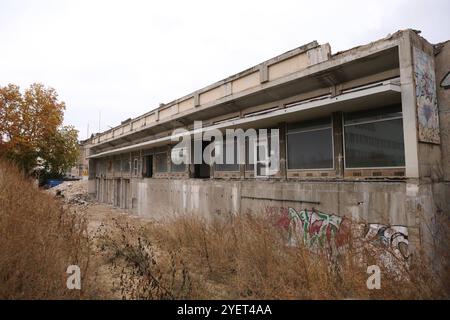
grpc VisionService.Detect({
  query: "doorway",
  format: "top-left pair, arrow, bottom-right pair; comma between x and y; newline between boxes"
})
193,141 -> 210,178
144,155 -> 153,177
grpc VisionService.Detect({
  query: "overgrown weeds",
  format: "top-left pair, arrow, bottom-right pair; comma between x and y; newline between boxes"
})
98,211 -> 450,299
0,160 -> 92,299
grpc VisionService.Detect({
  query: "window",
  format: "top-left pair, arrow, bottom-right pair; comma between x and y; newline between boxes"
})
245,137 -> 255,171
155,153 -> 168,173
245,129 -> 277,175
170,146 -> 186,172
287,117 -> 333,170
215,138 -> 240,171
344,105 -> 405,168
113,158 -> 121,173
133,158 -> 138,175
121,156 -> 130,173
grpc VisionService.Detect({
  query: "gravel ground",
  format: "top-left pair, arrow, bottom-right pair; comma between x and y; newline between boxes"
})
47,178 -> 152,298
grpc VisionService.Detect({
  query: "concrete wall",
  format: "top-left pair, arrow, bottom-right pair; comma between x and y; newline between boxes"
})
436,41 -> 450,182
93,176 -> 443,246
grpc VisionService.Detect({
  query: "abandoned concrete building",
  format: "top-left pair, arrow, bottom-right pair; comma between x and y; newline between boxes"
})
85,29 -> 450,248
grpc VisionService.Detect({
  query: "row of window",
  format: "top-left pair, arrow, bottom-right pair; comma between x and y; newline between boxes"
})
99,105 -> 406,176
286,105 -> 405,169
209,104 -> 405,171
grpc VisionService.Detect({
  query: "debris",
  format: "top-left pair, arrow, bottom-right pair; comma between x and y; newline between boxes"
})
47,179 -> 91,208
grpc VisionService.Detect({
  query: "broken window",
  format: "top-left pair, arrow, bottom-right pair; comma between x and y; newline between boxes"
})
287,117 -> 333,170
344,105 -> 405,168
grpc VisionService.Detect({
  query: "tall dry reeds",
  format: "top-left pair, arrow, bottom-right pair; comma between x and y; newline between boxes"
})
0,159 -> 91,299
99,211 -> 450,300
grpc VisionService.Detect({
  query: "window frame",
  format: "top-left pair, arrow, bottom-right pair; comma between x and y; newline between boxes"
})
214,138 -> 240,172
342,109 -> 405,170
285,117 -> 335,171
170,146 -> 187,173
154,151 -> 168,173
133,158 -> 138,176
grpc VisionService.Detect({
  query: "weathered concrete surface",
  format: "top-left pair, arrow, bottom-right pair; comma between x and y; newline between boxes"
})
436,40 -> 450,182
91,177 -> 447,246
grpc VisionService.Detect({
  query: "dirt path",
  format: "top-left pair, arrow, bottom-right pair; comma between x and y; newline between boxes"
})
49,180 -> 153,299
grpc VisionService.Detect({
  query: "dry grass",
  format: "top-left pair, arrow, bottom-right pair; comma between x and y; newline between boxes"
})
98,211 -> 450,300
0,160 -> 92,299
1,158 -> 448,299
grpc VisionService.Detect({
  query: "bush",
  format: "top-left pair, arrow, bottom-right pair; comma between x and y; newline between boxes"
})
0,160 -> 91,299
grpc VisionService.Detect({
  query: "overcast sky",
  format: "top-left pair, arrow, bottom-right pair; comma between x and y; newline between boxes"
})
1,0 -> 449,140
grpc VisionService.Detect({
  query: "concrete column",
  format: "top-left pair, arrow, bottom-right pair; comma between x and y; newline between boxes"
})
278,122 -> 287,179
194,93 -> 200,107
332,112 -> 344,177
399,31 -> 420,178
259,63 -> 269,84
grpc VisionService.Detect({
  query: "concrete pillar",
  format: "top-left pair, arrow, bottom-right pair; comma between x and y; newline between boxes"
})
278,122 -> 287,179
259,63 -> 269,84
332,112 -> 344,177
398,31 -> 420,178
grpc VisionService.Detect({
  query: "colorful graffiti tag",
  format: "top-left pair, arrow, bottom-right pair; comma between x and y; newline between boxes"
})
441,71 -> 450,89
287,208 -> 350,248
270,207 -> 410,260
414,47 -> 440,144
364,224 -> 409,259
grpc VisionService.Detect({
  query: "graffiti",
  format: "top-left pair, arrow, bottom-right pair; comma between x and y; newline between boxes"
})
364,224 -> 409,260
265,206 -> 290,229
287,208 -> 350,249
441,71 -> 450,89
413,47 -> 440,144
279,207 -> 409,260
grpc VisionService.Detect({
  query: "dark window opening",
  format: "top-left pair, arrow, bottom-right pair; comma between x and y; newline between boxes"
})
215,138 -> 240,172
287,117 -> 333,170
155,153 -> 168,173
194,141 -> 210,178
143,155 -> 153,177
344,105 -> 405,168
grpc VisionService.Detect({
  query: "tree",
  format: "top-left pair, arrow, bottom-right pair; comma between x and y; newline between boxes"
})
39,125 -> 79,178
0,83 -> 79,178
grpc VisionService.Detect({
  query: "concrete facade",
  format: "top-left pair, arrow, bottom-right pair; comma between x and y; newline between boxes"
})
84,30 -> 450,249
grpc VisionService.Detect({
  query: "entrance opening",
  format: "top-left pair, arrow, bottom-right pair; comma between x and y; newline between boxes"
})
194,141 -> 210,179
144,155 -> 153,177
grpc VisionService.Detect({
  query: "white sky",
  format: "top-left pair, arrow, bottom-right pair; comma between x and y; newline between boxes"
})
1,0 -> 449,140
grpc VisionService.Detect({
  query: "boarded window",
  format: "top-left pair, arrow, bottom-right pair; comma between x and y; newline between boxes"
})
344,105 -> 405,168
287,117 -> 333,170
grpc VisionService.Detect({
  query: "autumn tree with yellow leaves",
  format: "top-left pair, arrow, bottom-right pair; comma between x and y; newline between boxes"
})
0,83 -> 79,179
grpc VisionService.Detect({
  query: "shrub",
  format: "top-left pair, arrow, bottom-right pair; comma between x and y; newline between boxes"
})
0,160 -> 91,299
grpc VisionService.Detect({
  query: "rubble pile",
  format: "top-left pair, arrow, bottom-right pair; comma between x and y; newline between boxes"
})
47,179 -> 91,207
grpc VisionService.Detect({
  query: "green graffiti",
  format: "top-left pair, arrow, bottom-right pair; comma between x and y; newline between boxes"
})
288,208 -> 344,248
